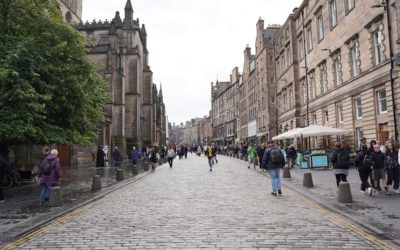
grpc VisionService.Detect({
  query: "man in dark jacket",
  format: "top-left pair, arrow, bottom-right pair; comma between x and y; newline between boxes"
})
257,144 -> 266,171
96,145 -> 105,168
371,144 -> 389,194
262,141 -> 285,196
330,142 -> 350,187
112,147 -> 121,168
354,144 -> 373,195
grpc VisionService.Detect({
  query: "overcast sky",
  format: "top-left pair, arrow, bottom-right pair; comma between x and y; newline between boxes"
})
83,0 -> 303,125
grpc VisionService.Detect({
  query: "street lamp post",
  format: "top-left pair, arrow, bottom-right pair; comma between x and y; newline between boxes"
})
372,0 -> 398,141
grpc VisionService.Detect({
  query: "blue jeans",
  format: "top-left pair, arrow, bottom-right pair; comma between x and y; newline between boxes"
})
40,185 -> 51,203
269,168 -> 281,193
208,157 -> 214,168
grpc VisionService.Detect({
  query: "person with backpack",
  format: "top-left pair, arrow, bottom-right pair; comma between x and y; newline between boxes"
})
285,145 -> 297,169
330,142 -> 350,188
262,141 -> 285,196
385,142 -> 399,194
39,149 -> 61,204
354,144 -> 373,196
149,148 -> 158,171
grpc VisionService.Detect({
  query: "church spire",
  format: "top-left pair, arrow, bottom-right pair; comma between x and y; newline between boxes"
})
124,0 -> 133,26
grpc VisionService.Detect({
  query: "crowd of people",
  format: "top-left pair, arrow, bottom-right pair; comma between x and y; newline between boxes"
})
331,136 -> 400,196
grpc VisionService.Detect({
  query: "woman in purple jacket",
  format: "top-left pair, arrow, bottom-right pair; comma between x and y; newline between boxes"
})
39,149 -> 61,204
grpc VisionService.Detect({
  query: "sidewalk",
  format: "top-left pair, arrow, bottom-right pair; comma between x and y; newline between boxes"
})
229,155 -> 400,242
0,160 -> 154,247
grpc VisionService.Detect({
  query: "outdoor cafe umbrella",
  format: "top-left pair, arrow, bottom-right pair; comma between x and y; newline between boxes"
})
293,125 -> 346,138
272,127 -> 304,140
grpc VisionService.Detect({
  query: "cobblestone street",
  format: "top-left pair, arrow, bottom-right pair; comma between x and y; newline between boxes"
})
8,155 -> 392,249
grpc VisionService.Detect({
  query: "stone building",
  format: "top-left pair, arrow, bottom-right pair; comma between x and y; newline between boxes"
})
276,0 -> 400,150
199,115 -> 213,145
75,0 -> 164,157
240,46 -> 257,143
153,84 -> 167,147
211,68 -> 240,145
59,0 -> 82,24
255,20 -> 280,142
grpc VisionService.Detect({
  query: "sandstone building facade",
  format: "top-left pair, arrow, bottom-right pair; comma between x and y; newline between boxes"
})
75,0 -> 166,157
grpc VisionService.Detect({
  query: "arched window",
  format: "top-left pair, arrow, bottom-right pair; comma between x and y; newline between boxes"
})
66,11 -> 72,23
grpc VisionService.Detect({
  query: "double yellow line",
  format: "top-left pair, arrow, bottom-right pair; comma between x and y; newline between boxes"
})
285,188 -> 397,250
1,199 -> 102,250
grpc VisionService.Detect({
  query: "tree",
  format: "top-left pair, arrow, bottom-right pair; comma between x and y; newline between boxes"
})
0,0 -> 109,145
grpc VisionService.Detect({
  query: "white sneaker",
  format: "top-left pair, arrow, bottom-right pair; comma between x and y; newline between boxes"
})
361,190 -> 366,194
367,187 -> 373,196
394,189 -> 400,194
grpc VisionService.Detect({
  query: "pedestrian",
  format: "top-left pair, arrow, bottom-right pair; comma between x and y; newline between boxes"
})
96,145 -> 105,168
131,147 -> 138,166
387,135 -> 399,150
205,142 -> 215,172
167,146 -> 175,168
212,143 -> 218,164
257,143 -> 266,171
39,149 -> 61,204
262,141 -> 285,196
385,142 -> 400,193
184,145 -> 188,159
354,144 -> 373,196
247,144 -> 257,169
330,142 -> 350,188
197,145 -> 202,156
285,145 -> 297,169
371,143 -> 390,195
112,146 -> 121,168
367,140 -> 377,188
149,148 -> 158,170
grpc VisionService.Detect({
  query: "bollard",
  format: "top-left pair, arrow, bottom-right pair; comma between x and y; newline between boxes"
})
303,173 -> 314,187
49,186 -> 63,207
338,182 -> 353,203
132,164 -> 139,175
96,168 -> 105,177
158,159 -> 163,166
236,154 -> 239,159
91,175 -> 102,192
163,158 -> 167,164
116,168 -> 124,181
282,167 -> 291,178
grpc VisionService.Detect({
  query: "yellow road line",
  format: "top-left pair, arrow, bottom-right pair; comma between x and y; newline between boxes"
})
1,199 -> 103,250
285,188 -> 397,250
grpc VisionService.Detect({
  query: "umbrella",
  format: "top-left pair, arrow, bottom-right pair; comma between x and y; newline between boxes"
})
272,128 -> 304,140
293,125 -> 345,138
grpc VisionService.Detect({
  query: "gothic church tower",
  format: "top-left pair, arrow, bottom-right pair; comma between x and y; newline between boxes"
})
59,0 -> 83,24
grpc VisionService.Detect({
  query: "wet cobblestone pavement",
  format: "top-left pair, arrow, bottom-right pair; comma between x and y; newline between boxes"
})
6,155 -> 393,249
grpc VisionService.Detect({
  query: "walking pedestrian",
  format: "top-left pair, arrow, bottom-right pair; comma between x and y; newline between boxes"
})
212,143 -> 218,164
131,147 -> 138,166
330,142 -> 350,188
354,144 -> 373,196
184,145 -> 188,159
112,146 -> 121,168
39,149 -> 61,204
96,145 -> 105,168
247,144 -> 257,169
371,143 -> 390,195
257,143 -> 266,171
149,148 -> 158,171
285,145 -> 297,169
197,145 -> 202,156
385,142 -> 400,193
167,146 -> 175,168
262,141 -> 285,196
205,143 -> 216,172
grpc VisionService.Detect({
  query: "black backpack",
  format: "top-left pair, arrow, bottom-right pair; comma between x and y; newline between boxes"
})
270,148 -> 283,164
150,151 -> 157,161
336,150 -> 349,167
40,160 -> 53,176
362,154 -> 374,170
